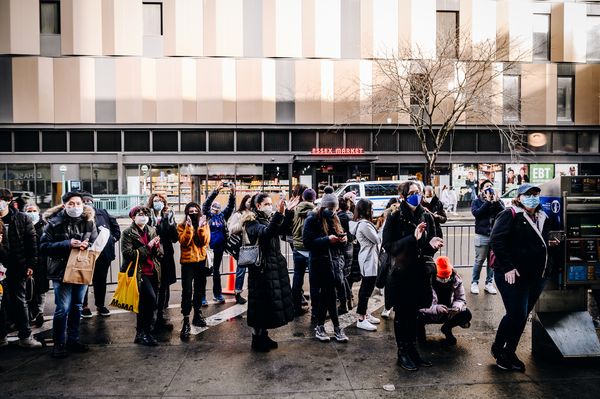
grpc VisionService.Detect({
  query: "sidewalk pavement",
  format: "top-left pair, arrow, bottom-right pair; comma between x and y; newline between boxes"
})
2,266 -> 600,398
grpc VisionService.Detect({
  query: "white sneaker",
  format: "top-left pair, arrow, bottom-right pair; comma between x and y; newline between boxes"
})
19,336 -> 42,349
484,282 -> 497,294
381,308 -> 392,319
366,314 -> 380,324
0,336 -> 8,347
357,319 -> 377,331
315,325 -> 330,341
471,282 -> 479,294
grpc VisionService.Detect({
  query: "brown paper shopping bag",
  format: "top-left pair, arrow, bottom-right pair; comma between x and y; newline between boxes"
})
62,249 -> 101,285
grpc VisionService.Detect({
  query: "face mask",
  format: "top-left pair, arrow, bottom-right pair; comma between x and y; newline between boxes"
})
423,197 -> 433,204
521,195 -> 540,209
406,194 -> 422,207
436,276 -> 452,284
484,187 -> 494,196
0,200 -> 7,213
135,216 -> 148,226
324,209 -> 335,218
153,201 -> 164,212
260,205 -> 273,216
84,202 -> 94,208
189,213 -> 199,223
66,206 -> 83,218
27,212 -> 40,224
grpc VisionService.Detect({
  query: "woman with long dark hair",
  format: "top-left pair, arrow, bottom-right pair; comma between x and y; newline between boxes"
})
382,182 -> 443,371
227,194 -> 253,304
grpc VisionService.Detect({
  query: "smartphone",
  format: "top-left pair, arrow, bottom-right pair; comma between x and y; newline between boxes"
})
336,233 -> 347,238
549,231 -> 565,242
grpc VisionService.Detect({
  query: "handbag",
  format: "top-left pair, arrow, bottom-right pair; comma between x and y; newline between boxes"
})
237,226 -> 261,268
420,255 -> 437,276
63,248 -> 101,285
109,251 -> 140,313
375,249 -> 391,289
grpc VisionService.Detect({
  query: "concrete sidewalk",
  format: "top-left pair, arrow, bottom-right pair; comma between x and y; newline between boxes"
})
1,267 -> 599,398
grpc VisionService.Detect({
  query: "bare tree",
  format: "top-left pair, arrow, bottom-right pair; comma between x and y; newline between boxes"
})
353,26 -> 530,183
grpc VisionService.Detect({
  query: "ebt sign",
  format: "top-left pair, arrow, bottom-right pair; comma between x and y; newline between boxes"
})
531,164 -> 555,185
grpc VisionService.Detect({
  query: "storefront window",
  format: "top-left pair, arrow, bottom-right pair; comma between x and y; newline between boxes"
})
125,165 -> 143,195
180,164 -> 208,205
478,164 -> 503,194
555,164 -> 578,177
79,164 -> 91,193
553,132 -> 577,153
264,164 -> 289,202
36,164 -> 52,209
7,164 -> 36,211
451,164 -> 477,202
207,164 -> 235,208
506,164 -> 529,192
93,164 -> 118,195
578,132 -> 599,153
150,164 -> 180,211
375,164 -> 398,181
400,165 -> 424,183
236,164 -> 262,203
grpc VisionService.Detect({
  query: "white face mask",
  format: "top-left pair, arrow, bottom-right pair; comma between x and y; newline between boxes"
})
66,206 -> 83,218
0,200 -> 7,213
135,216 -> 149,226
423,197 -> 433,203
27,212 -> 40,224
260,205 -> 273,216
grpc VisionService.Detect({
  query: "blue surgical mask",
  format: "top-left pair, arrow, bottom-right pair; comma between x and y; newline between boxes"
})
324,209 -> 335,218
521,195 -> 540,209
153,201 -> 164,212
406,194 -> 422,207
27,212 -> 40,224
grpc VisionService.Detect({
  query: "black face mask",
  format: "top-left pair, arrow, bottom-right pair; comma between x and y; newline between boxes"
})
189,213 -> 199,223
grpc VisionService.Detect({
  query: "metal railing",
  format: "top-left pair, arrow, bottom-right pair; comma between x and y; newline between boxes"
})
94,195 -> 149,217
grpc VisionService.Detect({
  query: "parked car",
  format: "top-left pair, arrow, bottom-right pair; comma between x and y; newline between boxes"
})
500,188 -> 518,207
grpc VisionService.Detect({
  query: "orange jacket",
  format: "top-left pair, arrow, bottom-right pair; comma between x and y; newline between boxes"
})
177,223 -> 211,263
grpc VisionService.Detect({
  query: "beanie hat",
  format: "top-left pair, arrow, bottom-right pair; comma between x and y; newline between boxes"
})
321,186 -> 339,208
302,189 -> 316,201
343,191 -> 357,203
129,205 -> 149,219
435,256 -> 453,279
185,202 -> 201,215
62,191 -> 83,204
80,191 -> 93,201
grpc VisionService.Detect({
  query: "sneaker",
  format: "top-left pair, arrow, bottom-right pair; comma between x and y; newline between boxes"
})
134,332 -> 145,344
484,283 -> 497,295
81,307 -> 93,319
357,319 -> 377,331
201,298 -> 208,307
381,308 -> 392,319
214,295 -> 226,303
97,307 -> 111,317
491,343 -> 512,371
505,350 -> 525,371
0,336 -> 8,347
334,326 -> 349,342
471,282 -> 479,294
52,343 -> 68,358
315,325 -> 330,341
19,336 -> 42,349
66,338 -> 89,352
366,314 -> 380,324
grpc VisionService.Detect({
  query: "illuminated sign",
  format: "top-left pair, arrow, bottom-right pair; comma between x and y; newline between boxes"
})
311,148 -> 365,155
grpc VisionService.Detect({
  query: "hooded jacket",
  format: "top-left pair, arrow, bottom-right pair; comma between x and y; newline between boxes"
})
291,201 -> 315,252
121,222 -> 163,292
0,206 -> 38,280
472,194 -> 505,236
349,219 -> 381,277
40,204 -> 98,281
202,190 -> 235,252
419,271 -> 467,322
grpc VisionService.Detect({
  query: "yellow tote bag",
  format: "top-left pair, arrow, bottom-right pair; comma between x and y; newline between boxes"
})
109,251 -> 139,313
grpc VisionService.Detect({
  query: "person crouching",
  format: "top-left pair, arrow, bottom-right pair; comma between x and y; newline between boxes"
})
418,256 -> 472,346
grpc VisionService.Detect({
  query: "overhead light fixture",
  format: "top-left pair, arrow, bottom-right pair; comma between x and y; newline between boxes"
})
528,133 -> 547,147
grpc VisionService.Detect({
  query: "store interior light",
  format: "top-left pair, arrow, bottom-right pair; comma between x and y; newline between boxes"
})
528,133 -> 547,147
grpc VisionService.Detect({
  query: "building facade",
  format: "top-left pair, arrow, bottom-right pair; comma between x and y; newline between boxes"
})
1,0 -> 599,210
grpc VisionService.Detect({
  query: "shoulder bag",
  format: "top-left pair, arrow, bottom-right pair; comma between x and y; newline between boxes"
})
237,225 -> 262,269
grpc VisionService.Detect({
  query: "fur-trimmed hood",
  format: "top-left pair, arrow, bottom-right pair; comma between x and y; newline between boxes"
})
43,204 -> 95,223
241,211 -> 257,225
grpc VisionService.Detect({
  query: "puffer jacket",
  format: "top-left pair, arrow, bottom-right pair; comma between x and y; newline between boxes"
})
32,219 -> 49,293
1,206 -> 38,279
422,196 -> 447,238
337,210 -> 354,278
41,205 -> 97,281
202,190 -> 235,252
302,213 -> 345,289
419,271 -> 467,322
472,194 -> 505,236
291,201 -> 315,252
349,219 -> 381,277
150,209 -> 178,285
177,222 -> 211,264
121,222 -> 163,292
243,209 -> 295,329
490,206 -> 555,282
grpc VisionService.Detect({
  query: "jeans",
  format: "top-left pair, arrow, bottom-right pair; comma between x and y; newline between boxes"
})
83,255 -> 111,309
0,276 -> 32,339
157,278 -> 170,320
494,271 -> 547,352
292,251 -> 309,311
357,276 -> 377,315
212,250 -> 223,297
317,285 -> 339,327
137,274 -> 158,333
52,281 -> 88,344
473,234 -> 493,285
181,261 -> 207,316
419,308 -> 473,329
234,262 -> 246,293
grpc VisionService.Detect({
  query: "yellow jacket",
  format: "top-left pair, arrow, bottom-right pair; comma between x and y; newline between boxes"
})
177,223 -> 211,263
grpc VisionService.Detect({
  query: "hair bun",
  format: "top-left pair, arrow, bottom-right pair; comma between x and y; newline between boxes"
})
323,186 -> 334,194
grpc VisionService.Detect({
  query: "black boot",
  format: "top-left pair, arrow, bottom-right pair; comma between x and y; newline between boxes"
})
261,330 -> 278,349
441,324 -> 457,346
192,311 -> 207,327
180,317 -> 191,339
408,342 -> 432,367
251,334 -> 270,352
235,293 -> 247,304
397,343 -> 417,371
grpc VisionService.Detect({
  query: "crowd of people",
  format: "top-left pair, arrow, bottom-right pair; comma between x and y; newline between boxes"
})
0,179 -> 560,372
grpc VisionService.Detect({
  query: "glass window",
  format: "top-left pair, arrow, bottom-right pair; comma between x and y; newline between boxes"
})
70,131 -> 94,152
478,132 -> 501,152
207,164 -> 236,209
374,131 -> 397,152
337,184 -> 360,197
40,1 -> 60,35
578,132 -> 599,153
533,14 -> 550,61
292,131 -> 316,151
365,183 -> 400,197
150,165 -> 180,211
143,3 -> 162,36
346,131 -> 371,151
124,131 -> 150,152
181,131 -> 206,152
97,131 -> 121,152
14,131 -> 39,152
92,164 -> 118,195
42,131 -> 67,152
237,131 -> 261,152
319,132 -> 343,149
36,164 -> 52,210
436,11 -> 458,59
557,77 -> 574,123
125,165 -> 143,196
79,164 -> 92,193
528,132 -> 550,153
553,132 -> 577,153
235,164 -> 262,200
7,164 -> 36,211
264,131 -> 289,152
209,131 -> 234,152
399,131 -> 421,152
375,164 -> 398,181
264,164 -> 289,196
0,131 -> 11,152
503,75 -> 520,124
587,16 -> 600,61
453,132 -> 476,152
152,131 -> 178,152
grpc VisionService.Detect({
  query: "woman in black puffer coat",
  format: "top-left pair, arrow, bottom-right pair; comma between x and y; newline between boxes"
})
336,197 -> 354,313
243,193 -> 298,352
382,182 -> 443,371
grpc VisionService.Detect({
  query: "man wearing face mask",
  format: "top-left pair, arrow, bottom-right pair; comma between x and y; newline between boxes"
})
470,179 -> 504,295
0,189 -> 41,349
40,191 -> 98,357
421,186 -> 447,239
202,182 -> 236,304
81,191 -> 121,319
24,204 -> 48,328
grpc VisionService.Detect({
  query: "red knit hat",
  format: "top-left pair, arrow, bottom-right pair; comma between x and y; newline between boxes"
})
435,256 -> 453,278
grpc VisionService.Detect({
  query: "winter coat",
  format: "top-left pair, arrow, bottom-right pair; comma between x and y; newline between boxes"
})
291,201 -> 315,252
94,207 -> 121,262
302,214 -> 345,289
202,190 -> 235,252
490,206 -> 555,282
448,190 -> 458,205
382,202 -> 440,308
121,222 -> 163,292
0,206 -> 38,280
32,219 -> 49,294
337,210 -> 354,278
422,196 -> 447,238
243,210 -> 295,329
150,209 -> 178,285
349,219 -> 381,277
40,205 -> 98,281
177,222 -> 211,264
419,271 -> 467,322
471,194 -> 505,236
440,189 -> 449,206
228,211 -> 252,245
